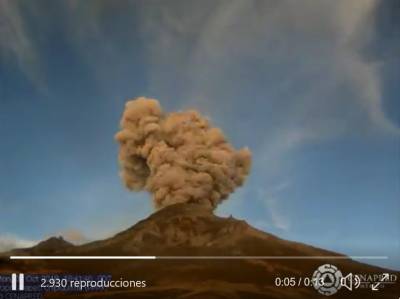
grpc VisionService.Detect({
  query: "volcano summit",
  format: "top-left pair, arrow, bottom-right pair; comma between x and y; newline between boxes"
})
1,203 -> 398,299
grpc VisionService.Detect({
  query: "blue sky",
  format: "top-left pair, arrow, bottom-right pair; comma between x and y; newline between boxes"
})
0,0 -> 399,270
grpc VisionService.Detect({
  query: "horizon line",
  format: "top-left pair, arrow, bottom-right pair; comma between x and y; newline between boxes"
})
9,256 -> 389,260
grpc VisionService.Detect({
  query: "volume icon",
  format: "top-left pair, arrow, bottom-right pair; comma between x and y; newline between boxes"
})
340,273 -> 361,291
11,273 -> 24,291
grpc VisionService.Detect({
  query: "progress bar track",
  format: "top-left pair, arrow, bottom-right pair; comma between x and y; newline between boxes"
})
9,256 -> 388,260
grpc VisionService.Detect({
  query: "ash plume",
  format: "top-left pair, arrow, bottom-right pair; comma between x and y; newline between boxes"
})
115,97 -> 252,209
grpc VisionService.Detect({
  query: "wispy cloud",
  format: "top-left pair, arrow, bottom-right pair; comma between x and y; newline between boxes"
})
1,0 -> 397,256
138,0 -> 398,136
256,183 -> 291,231
135,0 -> 399,231
0,1 -> 46,91
268,199 -> 290,231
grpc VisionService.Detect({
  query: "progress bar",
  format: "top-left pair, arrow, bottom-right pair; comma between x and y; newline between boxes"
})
9,256 -> 388,260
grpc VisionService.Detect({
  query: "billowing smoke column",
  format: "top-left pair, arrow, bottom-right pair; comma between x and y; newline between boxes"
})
115,97 -> 252,210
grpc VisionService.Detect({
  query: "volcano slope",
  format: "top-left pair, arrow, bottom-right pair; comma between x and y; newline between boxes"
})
1,203 -> 398,299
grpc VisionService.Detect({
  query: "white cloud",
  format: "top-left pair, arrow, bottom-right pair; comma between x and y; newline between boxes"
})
46,229 -> 89,245
0,234 -> 37,252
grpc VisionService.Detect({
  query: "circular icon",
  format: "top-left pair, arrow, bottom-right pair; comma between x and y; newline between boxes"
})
312,264 -> 343,296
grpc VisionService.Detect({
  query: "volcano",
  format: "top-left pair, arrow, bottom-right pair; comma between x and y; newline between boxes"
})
1,203 -> 398,298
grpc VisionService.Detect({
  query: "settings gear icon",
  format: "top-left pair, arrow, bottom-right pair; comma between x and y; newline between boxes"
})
312,264 -> 343,296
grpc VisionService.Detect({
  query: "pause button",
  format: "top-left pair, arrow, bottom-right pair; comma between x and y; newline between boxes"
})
11,273 -> 24,291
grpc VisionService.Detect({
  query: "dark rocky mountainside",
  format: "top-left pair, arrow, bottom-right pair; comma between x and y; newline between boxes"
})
1,203 -> 398,298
